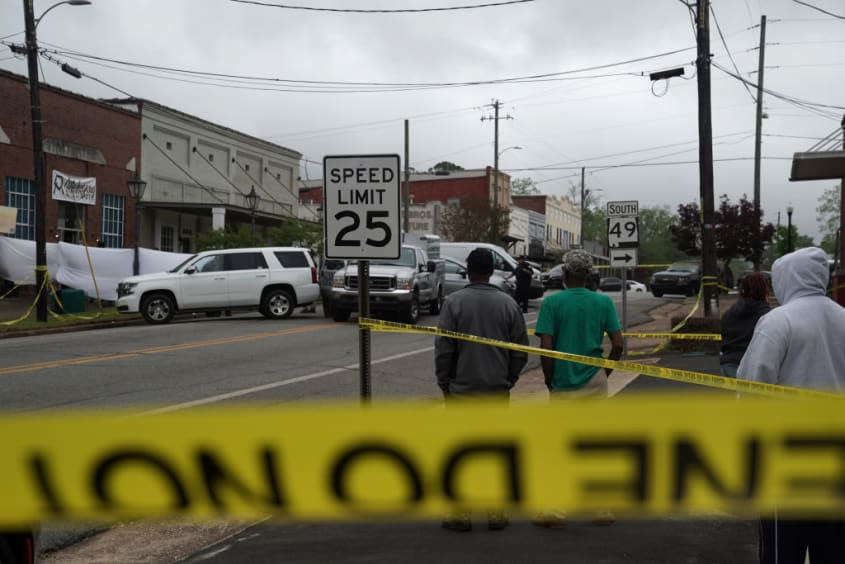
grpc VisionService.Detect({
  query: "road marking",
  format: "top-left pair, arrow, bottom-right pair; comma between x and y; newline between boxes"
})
0,324 -> 338,376
138,346 -> 435,415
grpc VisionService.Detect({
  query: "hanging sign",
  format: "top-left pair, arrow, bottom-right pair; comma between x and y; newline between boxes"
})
52,170 -> 96,206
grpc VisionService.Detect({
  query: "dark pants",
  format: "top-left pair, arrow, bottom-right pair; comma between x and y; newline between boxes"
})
515,287 -> 530,312
759,518 -> 845,564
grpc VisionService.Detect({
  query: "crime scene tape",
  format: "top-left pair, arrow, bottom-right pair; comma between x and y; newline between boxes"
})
2,396 -> 845,526
359,318 -> 833,399
595,264 -> 670,269
527,328 -> 721,341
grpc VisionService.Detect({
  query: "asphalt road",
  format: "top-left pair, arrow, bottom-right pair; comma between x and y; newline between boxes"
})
0,290 -> 748,562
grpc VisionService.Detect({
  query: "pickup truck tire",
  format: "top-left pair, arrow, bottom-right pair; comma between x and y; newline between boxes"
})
401,296 -> 420,324
332,309 -> 351,322
428,287 -> 443,315
262,288 -> 295,320
686,284 -> 699,297
141,293 -> 175,324
652,289 -> 663,298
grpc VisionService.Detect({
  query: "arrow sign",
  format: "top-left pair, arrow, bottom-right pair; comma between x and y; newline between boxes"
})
610,248 -> 638,267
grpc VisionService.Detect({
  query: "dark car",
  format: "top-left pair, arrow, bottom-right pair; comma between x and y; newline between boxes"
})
599,276 -> 623,292
650,262 -> 701,297
543,264 -> 600,291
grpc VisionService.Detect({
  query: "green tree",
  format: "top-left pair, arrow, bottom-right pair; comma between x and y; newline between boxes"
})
267,218 -> 321,252
196,225 -> 259,251
638,206 -> 686,264
816,184 -> 841,255
771,224 -> 815,257
428,161 -> 464,173
566,183 -> 603,245
440,194 -> 510,243
512,177 -> 540,195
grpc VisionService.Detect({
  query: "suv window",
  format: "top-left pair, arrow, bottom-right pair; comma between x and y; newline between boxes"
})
444,259 -> 464,274
194,254 -> 224,273
225,252 -> 268,271
275,251 -> 310,268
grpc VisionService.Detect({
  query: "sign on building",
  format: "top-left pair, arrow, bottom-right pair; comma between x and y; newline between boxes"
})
52,170 -> 96,206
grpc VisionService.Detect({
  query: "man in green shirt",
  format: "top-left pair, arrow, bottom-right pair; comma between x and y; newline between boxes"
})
533,249 -> 623,528
535,249 -> 623,396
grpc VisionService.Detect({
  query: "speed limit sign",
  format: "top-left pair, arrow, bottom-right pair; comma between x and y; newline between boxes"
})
323,154 -> 401,259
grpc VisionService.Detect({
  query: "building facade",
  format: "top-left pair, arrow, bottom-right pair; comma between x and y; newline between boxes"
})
0,70 -> 141,249
512,194 -> 581,254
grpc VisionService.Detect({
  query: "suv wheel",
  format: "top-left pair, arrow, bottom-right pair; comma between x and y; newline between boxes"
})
429,287 -> 443,315
141,293 -> 175,324
652,289 -> 663,298
332,309 -> 351,322
262,289 -> 295,320
402,296 -> 420,324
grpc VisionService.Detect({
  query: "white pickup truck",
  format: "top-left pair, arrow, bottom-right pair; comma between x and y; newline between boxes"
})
330,245 -> 445,324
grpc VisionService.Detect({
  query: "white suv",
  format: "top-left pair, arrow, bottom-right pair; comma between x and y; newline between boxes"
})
116,247 -> 319,324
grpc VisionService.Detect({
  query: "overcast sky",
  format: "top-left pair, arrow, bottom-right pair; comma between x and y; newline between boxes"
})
2,0 -> 843,241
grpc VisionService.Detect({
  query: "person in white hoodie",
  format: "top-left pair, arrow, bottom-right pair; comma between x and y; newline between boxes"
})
738,247 -> 845,563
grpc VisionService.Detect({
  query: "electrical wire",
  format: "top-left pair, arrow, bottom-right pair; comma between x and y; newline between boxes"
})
229,0 -> 535,13
791,0 -> 845,20
143,135 -> 226,204
711,3 -> 756,103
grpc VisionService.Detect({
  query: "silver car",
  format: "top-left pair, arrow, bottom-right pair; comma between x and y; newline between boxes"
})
442,257 -> 514,296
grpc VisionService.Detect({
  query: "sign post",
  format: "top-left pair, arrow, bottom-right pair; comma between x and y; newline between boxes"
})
324,154 -> 401,403
607,200 -> 640,357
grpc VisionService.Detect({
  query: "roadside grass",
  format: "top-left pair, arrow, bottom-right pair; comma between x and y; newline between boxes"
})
1,305 -> 140,332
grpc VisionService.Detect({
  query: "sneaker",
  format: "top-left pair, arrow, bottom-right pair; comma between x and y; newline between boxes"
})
592,511 -> 616,526
487,511 -> 509,531
442,511 -> 472,532
531,511 -> 567,529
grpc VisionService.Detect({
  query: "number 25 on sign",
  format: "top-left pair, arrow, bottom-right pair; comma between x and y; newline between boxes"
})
607,217 -> 638,248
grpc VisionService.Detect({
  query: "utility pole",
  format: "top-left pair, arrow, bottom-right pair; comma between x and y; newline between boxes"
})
696,0 -> 718,317
403,119 -> 410,234
580,166 -> 586,247
481,100 -> 512,244
23,0 -> 48,322
752,14 -> 767,271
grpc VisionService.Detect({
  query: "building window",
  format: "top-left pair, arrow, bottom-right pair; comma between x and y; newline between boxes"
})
101,193 -> 125,248
160,225 -> 174,252
4,177 -> 35,240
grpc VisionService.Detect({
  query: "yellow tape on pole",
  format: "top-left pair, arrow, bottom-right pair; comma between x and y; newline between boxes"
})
359,318 -> 831,399
2,396 -> 845,526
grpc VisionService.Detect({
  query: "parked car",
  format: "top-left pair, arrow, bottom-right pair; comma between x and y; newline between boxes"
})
543,263 -> 600,291
599,276 -> 623,292
319,258 -> 347,317
116,247 -> 320,324
627,280 -> 647,292
440,242 -> 543,298
650,262 -> 701,297
443,257 -> 514,296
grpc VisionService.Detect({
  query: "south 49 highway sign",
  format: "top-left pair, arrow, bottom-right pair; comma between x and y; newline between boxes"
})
323,154 -> 401,259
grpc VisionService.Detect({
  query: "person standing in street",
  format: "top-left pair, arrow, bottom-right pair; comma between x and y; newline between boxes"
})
738,247 -> 845,563
435,248 -> 529,532
508,255 -> 534,313
532,249 -> 623,528
719,272 -> 771,377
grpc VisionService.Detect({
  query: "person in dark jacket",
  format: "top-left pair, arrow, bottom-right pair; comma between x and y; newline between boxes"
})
719,271 -> 770,377
508,256 -> 534,313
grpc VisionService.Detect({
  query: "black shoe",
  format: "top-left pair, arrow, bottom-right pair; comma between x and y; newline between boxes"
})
442,518 -> 472,532
487,511 -> 509,531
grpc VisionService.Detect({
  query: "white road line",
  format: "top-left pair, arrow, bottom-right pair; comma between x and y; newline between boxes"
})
138,346 -> 435,416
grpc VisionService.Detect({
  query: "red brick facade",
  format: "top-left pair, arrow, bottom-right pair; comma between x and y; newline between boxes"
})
512,195 -> 547,215
0,70 -> 141,246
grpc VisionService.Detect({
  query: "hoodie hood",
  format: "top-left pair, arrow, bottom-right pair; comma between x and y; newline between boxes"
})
771,247 -> 829,304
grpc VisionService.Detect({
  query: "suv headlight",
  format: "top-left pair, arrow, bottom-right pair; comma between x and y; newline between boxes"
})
117,282 -> 138,297
679,276 -> 689,283
332,275 -> 345,288
396,276 -> 413,290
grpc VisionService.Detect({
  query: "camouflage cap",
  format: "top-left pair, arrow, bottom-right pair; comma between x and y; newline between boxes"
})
563,249 -> 593,277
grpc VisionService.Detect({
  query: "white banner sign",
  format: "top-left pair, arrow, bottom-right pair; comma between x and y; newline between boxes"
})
52,170 -> 96,206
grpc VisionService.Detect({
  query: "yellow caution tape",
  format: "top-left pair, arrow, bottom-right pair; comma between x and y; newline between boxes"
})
595,263 -> 671,269
2,396 -> 845,526
359,318 -> 832,399
623,332 -> 721,341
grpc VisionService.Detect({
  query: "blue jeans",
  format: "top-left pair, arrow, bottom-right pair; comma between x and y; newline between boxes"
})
720,363 -> 738,377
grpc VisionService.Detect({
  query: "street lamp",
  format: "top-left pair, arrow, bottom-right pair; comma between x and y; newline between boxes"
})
246,186 -> 259,237
23,0 -> 92,321
127,176 -> 146,275
786,205 -> 794,254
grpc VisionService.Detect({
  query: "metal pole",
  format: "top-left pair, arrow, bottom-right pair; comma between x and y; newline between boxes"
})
403,119 -> 410,234
24,0 -> 48,322
580,166 -> 585,247
358,260 -> 371,404
621,267 -> 628,357
132,201 -> 141,275
251,211 -> 256,237
787,210 -> 793,253
492,100 -> 500,243
696,0 -> 718,317
752,15 -> 767,271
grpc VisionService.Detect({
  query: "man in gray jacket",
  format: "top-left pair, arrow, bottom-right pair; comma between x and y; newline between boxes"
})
738,247 -> 845,563
435,248 -> 528,532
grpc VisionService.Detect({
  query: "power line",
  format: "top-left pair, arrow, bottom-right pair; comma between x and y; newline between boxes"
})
143,135 -> 226,204
229,0 -> 535,13
791,0 -> 845,20
507,156 -> 792,173
711,3 -> 756,103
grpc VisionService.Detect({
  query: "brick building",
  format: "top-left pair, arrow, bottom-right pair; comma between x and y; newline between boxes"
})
0,69 -> 141,247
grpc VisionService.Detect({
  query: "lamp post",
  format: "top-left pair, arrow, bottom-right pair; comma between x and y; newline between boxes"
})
127,176 -> 146,275
786,205 -> 794,254
23,0 -> 92,321
246,186 -> 259,237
